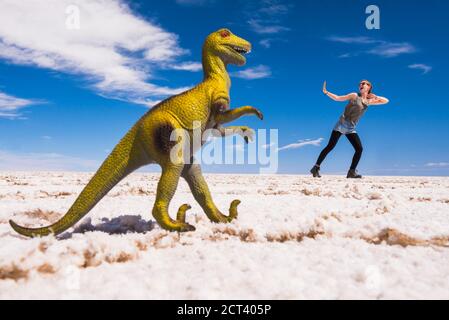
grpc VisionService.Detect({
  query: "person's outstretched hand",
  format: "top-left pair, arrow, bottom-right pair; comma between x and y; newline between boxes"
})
323,81 -> 328,94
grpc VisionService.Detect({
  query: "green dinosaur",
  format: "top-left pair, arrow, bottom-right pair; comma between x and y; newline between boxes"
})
10,28 -> 263,237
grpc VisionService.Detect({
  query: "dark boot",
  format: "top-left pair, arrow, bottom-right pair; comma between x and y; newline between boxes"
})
310,165 -> 321,178
347,169 -> 362,179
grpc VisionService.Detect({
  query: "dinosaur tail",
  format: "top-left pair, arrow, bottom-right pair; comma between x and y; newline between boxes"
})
10,125 -> 148,238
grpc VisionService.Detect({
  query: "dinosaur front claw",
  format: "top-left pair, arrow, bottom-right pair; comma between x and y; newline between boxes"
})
241,127 -> 255,144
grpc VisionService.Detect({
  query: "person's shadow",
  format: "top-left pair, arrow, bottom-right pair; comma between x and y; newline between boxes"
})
59,215 -> 156,240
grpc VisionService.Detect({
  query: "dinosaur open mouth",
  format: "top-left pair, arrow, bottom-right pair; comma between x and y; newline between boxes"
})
225,44 -> 251,56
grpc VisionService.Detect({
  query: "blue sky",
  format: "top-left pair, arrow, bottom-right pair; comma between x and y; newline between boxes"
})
0,0 -> 448,175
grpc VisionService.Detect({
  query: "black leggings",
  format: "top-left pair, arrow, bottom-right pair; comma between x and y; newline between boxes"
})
316,130 -> 363,170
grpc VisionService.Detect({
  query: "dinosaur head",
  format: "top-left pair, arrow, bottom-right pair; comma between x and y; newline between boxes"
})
203,28 -> 252,66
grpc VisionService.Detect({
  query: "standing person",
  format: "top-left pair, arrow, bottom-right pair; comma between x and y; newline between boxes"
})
311,80 -> 389,178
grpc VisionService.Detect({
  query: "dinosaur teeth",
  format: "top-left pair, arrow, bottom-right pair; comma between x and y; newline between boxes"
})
225,44 -> 250,55
232,46 -> 249,55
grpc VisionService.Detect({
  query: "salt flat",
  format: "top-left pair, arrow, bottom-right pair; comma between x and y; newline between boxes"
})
1,172 -> 449,299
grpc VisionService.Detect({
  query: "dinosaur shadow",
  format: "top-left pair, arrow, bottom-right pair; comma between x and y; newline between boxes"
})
59,215 -> 156,240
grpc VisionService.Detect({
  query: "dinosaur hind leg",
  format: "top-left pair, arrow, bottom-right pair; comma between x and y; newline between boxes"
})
152,164 -> 195,232
182,162 -> 240,223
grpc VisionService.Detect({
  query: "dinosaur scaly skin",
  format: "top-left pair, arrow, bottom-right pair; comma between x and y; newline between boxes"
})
9,28 -> 263,237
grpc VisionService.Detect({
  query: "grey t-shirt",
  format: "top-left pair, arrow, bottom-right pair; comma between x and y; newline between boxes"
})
339,93 -> 369,127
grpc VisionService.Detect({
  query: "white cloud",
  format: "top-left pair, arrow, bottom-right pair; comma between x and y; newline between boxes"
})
277,138 -> 324,152
258,0 -> 291,15
327,36 -> 380,44
338,52 -> 360,59
248,19 -> 290,34
166,61 -> 202,72
408,64 -> 432,74
0,149 -> 99,171
0,0 -> 193,106
425,162 -> 449,167
328,36 -> 417,58
259,3 -> 289,15
245,1 -> 291,53
0,91 -> 41,119
259,39 -> 273,48
368,42 -> 416,58
230,65 -> 271,80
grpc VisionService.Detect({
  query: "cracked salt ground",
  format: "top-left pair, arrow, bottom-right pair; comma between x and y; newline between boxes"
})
1,172 -> 449,299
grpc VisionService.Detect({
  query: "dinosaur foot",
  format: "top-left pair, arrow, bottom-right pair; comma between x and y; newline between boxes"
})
208,199 -> 241,224
228,199 -> 240,222
175,223 -> 196,232
176,204 -> 192,223
175,204 -> 196,232
153,204 -> 195,232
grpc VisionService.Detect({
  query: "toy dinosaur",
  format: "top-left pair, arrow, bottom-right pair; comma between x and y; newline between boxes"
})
10,28 -> 263,237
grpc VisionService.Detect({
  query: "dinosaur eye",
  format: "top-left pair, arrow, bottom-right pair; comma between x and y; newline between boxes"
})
219,30 -> 231,38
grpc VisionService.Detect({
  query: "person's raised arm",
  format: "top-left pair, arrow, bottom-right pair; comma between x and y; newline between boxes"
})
323,81 -> 357,102
367,93 -> 389,105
